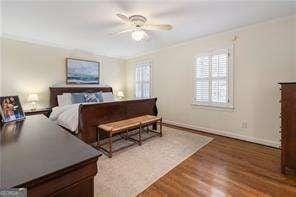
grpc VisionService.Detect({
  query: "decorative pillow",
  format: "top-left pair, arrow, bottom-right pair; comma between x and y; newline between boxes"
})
95,92 -> 103,102
57,93 -> 72,106
57,95 -> 64,106
71,93 -> 85,103
63,93 -> 72,105
84,93 -> 98,103
102,92 -> 114,102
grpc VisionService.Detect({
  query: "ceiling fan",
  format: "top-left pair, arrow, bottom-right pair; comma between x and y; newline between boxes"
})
110,13 -> 173,41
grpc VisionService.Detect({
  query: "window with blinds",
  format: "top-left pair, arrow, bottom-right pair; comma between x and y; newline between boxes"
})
194,47 -> 233,108
134,61 -> 151,98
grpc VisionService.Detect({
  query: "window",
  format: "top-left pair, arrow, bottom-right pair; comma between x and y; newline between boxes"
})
194,46 -> 233,108
134,61 -> 151,98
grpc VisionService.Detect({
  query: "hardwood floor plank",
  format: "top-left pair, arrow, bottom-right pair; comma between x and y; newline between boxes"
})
139,125 -> 296,197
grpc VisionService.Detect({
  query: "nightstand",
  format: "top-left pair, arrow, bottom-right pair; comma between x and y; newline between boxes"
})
24,108 -> 52,117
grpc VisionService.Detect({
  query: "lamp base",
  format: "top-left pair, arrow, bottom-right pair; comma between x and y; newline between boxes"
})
31,102 -> 37,111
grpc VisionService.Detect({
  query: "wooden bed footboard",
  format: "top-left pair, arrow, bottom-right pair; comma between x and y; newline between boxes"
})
78,98 -> 158,144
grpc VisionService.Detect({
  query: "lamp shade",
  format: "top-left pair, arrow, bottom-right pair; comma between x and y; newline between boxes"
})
27,94 -> 39,102
117,91 -> 124,98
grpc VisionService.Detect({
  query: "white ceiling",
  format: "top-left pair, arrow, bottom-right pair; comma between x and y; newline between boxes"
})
2,1 -> 295,59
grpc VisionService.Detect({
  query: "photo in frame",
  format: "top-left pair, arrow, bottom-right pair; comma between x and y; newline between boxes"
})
66,58 -> 100,84
0,96 -> 25,123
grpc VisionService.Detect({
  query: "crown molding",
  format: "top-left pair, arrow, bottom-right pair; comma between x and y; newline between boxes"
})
1,14 -> 295,61
128,14 -> 296,60
1,33 -> 127,60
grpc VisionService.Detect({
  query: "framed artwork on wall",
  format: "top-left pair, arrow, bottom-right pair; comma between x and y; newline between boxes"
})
66,58 -> 100,84
0,96 -> 25,123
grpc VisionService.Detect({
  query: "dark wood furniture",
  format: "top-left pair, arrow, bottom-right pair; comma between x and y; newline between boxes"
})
97,117 -> 141,158
24,107 -> 52,117
0,115 -> 101,197
279,82 -> 296,174
49,86 -> 113,107
49,86 -> 158,144
97,115 -> 162,158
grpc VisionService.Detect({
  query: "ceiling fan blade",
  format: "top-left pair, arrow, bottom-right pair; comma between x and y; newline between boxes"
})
143,24 -> 173,31
116,13 -> 130,23
109,28 -> 134,36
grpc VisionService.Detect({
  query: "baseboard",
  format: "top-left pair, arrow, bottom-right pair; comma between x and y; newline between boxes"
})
163,120 -> 280,148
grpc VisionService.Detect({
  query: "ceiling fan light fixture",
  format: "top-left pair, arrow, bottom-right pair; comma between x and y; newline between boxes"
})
114,13 -> 172,41
132,29 -> 145,41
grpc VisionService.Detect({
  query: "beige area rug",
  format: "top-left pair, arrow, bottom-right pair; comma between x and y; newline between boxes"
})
94,127 -> 213,197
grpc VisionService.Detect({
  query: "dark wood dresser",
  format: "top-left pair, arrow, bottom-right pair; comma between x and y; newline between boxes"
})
279,82 -> 296,174
0,115 -> 101,197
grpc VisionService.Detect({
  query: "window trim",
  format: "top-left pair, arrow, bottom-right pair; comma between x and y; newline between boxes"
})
192,45 -> 234,109
134,60 -> 152,98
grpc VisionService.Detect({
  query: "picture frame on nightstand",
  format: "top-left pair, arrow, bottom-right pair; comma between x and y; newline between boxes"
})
0,96 -> 26,123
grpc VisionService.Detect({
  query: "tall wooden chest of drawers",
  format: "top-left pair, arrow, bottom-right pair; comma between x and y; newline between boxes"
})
279,82 -> 296,174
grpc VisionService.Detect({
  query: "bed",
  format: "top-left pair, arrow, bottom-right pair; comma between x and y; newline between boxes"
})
49,86 -> 158,144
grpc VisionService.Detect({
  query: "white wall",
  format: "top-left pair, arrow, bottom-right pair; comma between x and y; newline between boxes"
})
1,38 -> 126,108
1,16 -> 294,147
0,1 -> 2,96
0,39 -> 2,96
126,16 -> 296,147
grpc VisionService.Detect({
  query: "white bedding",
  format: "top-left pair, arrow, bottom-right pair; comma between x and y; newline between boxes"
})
49,104 -> 80,133
50,92 -> 116,132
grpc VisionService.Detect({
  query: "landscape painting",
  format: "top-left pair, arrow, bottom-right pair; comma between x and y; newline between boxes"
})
66,58 -> 100,84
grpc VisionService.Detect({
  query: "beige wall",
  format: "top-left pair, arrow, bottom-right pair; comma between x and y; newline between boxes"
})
0,2 -> 2,96
126,16 -> 295,147
1,38 -> 126,108
0,39 -> 2,96
1,16 -> 294,147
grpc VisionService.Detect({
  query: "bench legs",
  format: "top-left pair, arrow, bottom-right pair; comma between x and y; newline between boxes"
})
96,128 -> 113,158
144,119 -> 163,137
97,128 -> 100,147
97,118 -> 162,158
139,123 -> 142,146
109,132 -> 112,158
96,129 -> 137,158
160,118 -> 163,137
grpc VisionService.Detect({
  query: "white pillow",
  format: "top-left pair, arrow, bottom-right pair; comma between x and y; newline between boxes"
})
102,92 -> 114,102
57,93 -> 72,106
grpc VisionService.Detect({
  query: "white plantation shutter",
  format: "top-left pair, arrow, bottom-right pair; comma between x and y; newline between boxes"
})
194,47 -> 233,108
195,56 -> 210,102
135,66 -> 142,98
135,61 -> 151,98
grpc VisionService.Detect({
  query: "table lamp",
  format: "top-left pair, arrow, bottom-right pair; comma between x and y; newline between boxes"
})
27,94 -> 39,111
117,91 -> 125,99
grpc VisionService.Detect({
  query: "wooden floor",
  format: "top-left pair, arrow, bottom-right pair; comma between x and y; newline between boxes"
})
138,125 -> 296,197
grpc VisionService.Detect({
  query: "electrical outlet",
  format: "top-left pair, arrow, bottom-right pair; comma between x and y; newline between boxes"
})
242,121 -> 248,129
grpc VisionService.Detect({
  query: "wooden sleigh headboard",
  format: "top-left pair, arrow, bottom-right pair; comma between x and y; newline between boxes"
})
49,86 -> 113,108
49,86 -> 158,144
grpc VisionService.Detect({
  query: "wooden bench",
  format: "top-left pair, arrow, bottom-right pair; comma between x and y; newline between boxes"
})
97,115 -> 162,158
